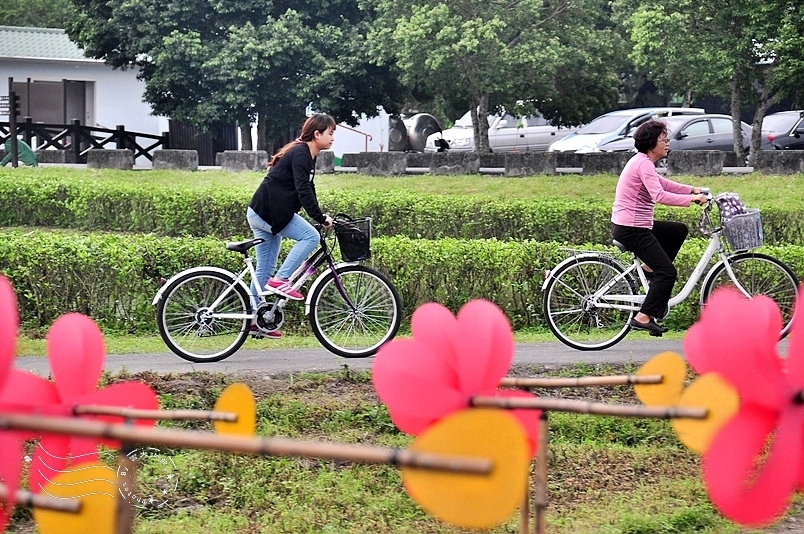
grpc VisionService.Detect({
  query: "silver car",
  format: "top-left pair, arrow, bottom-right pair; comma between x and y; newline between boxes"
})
547,107 -> 706,153
424,111 -> 578,153
598,114 -> 752,167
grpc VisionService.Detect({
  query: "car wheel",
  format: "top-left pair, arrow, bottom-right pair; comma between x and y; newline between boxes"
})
657,157 -> 668,169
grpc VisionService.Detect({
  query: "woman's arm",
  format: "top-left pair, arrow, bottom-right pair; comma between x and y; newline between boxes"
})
291,152 -> 327,223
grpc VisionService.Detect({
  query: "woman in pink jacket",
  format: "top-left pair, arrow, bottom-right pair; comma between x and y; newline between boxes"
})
611,120 -> 708,336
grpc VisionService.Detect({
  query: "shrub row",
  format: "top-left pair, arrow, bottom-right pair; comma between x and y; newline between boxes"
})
2,175 -> 803,245
2,228 -> 802,334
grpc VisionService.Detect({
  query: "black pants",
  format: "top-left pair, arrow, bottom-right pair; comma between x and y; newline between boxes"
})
611,221 -> 688,318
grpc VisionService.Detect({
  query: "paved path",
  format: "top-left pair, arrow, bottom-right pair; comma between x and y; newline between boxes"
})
14,339 -> 688,377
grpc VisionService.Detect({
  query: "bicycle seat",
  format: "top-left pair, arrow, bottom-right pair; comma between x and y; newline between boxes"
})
612,240 -> 630,253
225,238 -> 265,253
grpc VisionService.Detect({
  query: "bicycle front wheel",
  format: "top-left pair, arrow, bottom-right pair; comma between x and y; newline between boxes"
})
156,270 -> 251,363
702,253 -> 798,338
308,265 -> 402,358
543,256 -> 637,351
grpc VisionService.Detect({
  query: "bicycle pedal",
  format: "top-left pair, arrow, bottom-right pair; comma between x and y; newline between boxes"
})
649,331 -> 663,338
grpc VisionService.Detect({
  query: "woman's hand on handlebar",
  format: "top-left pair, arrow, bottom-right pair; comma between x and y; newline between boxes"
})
691,193 -> 708,205
322,214 -> 334,227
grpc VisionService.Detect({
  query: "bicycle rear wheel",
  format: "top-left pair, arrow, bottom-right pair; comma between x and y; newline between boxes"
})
702,252 -> 798,338
308,265 -> 402,358
156,270 -> 251,363
543,256 -> 638,350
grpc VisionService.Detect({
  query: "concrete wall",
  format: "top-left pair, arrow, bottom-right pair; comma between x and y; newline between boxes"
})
429,152 -> 480,175
504,153 -> 557,177
667,151 -> 724,176
755,151 -> 804,174
220,150 -> 269,172
87,149 -> 134,170
336,150 -> 801,176
153,149 -> 199,171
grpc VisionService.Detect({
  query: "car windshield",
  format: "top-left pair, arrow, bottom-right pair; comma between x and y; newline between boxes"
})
454,111 -> 495,128
575,114 -> 628,135
621,116 -> 686,138
762,113 -> 800,132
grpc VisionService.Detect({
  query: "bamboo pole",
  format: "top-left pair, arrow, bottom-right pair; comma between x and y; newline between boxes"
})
115,440 -> 137,534
73,405 -> 237,422
471,396 -> 707,419
520,481 -> 529,534
533,413 -> 549,534
500,374 -> 663,389
0,414 -> 491,475
0,483 -> 81,513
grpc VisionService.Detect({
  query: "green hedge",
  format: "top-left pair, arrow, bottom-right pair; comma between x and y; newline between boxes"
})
2,228 -> 802,334
2,175 -> 803,245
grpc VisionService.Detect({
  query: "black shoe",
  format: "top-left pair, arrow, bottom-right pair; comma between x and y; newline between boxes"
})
630,317 -> 664,337
652,319 -> 669,333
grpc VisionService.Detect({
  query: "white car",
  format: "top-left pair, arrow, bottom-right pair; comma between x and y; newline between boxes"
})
424,111 -> 578,153
547,107 -> 706,153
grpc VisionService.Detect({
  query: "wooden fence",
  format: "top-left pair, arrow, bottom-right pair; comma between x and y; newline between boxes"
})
0,118 -> 168,163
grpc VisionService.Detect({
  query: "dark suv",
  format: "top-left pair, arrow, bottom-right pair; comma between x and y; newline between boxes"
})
761,111 -> 804,150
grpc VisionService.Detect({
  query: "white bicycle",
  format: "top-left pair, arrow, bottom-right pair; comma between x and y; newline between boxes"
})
542,190 -> 798,350
153,216 -> 402,362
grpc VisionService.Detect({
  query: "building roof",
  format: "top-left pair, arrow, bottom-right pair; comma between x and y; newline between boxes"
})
0,25 -> 99,62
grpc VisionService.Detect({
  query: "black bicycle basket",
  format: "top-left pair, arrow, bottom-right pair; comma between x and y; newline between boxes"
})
335,216 -> 371,261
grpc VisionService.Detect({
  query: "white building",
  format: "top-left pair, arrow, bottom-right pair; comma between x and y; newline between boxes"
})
0,25 -> 168,138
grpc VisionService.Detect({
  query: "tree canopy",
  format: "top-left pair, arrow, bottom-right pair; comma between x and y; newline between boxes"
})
616,0 -> 804,165
66,0 -> 408,149
0,0 -> 75,28
366,0 -> 626,151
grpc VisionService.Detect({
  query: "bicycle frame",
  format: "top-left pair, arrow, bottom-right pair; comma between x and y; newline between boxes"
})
152,231 -> 361,322
545,215 -> 752,315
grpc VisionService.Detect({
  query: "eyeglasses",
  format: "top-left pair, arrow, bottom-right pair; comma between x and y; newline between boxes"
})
658,136 -> 670,144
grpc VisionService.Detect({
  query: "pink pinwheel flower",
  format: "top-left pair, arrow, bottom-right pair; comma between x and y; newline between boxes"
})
24,312 -> 159,494
372,300 -> 540,453
0,276 -> 24,531
683,286 -> 803,527
0,275 -> 158,504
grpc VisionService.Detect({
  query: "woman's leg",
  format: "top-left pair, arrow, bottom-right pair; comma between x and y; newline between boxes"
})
652,220 -> 688,262
246,208 -> 282,307
274,214 -> 320,280
612,224 -> 676,319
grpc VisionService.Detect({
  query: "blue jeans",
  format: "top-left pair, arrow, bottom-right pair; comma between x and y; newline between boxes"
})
246,207 -> 319,305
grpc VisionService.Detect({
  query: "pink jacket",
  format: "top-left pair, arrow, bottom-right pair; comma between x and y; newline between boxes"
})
611,153 -> 694,228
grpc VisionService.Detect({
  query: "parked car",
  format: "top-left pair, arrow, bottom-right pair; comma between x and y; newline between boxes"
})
598,114 -> 752,165
760,110 -> 804,150
547,107 -> 706,153
423,110 -> 578,153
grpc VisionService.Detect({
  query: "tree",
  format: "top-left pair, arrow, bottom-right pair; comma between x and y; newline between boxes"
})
1,0 -> 75,28
66,0 -> 407,150
617,0 -> 804,166
366,0 -> 626,152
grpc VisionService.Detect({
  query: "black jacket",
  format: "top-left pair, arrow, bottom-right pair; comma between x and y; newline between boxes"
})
249,143 -> 326,233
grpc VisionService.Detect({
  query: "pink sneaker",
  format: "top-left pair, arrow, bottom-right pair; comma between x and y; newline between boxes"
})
250,324 -> 282,339
266,278 -> 303,300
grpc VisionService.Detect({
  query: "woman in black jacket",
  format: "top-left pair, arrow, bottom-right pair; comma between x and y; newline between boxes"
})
247,114 -> 335,336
